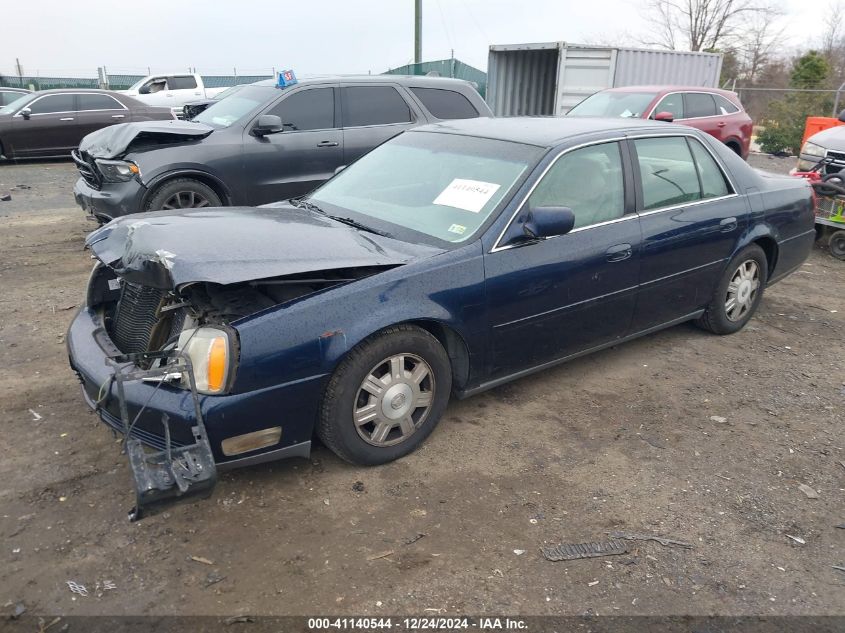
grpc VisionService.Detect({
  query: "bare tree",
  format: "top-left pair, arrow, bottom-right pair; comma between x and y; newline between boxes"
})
822,1 -> 843,58
642,0 -> 765,51
737,5 -> 785,84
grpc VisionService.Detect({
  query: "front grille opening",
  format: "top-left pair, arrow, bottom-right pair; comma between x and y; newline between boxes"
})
110,282 -> 179,355
72,150 -> 102,190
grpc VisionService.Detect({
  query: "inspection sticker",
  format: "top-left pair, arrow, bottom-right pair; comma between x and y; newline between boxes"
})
433,179 -> 500,213
448,224 -> 467,235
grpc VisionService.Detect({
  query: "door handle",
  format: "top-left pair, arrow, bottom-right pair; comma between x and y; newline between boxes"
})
111,114 -> 125,119
316,141 -> 339,147
60,117 -> 74,121
720,217 -> 738,232
606,243 -> 633,262
717,121 -> 727,127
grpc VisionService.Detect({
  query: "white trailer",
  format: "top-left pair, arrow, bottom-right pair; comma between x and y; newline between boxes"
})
487,43 -> 723,116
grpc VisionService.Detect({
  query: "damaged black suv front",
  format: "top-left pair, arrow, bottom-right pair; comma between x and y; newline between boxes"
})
72,120 -> 217,224
67,206 -> 440,519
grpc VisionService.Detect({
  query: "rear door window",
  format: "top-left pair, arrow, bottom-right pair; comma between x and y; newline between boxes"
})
168,75 -> 198,90
683,93 -> 717,118
715,94 -> 740,114
78,94 -> 124,111
410,87 -> 478,119
634,137 -> 703,210
27,94 -> 76,114
267,88 -> 335,131
342,86 -> 412,127
689,138 -> 732,197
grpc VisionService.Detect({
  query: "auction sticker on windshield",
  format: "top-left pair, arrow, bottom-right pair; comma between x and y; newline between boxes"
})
433,179 -> 501,213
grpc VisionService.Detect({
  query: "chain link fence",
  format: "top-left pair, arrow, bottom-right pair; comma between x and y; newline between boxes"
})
0,72 -> 273,92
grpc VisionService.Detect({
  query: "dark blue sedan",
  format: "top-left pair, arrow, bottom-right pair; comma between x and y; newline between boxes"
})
67,117 -> 815,514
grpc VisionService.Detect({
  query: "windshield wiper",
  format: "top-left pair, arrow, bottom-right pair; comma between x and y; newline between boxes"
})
290,197 -> 390,237
326,215 -> 390,237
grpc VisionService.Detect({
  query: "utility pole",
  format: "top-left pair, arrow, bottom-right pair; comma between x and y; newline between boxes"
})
414,0 -> 422,64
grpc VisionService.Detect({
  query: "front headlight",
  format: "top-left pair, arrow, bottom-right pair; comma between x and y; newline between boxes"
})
177,327 -> 234,394
95,159 -> 140,182
801,141 -> 826,157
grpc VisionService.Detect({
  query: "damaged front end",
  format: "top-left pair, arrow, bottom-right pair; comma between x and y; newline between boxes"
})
73,207 -> 432,518
107,350 -> 217,522
85,261 -> 387,520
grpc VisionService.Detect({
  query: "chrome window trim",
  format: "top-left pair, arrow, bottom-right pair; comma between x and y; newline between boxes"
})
646,90 -> 742,121
636,193 -> 739,217
490,131 -> 739,253
490,136 -> 629,253
14,92 -> 127,117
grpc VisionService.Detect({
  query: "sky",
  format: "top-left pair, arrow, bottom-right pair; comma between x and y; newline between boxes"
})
0,0 -> 829,79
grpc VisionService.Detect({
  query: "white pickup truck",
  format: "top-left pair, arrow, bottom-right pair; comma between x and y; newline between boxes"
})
122,74 -> 229,109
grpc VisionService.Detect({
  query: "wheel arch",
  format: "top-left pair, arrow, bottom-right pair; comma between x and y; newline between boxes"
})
319,318 -> 472,395
141,170 -> 233,209
724,137 -> 742,156
753,235 -> 778,278
404,319 -> 471,391
733,224 -> 779,279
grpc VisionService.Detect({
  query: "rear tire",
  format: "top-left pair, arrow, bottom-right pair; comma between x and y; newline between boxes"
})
696,244 -> 768,335
317,325 -> 452,466
829,230 -> 845,260
144,178 -> 222,211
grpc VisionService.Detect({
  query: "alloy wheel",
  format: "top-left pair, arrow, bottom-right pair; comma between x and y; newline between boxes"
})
162,190 -> 211,209
725,259 -> 761,322
353,353 -> 435,447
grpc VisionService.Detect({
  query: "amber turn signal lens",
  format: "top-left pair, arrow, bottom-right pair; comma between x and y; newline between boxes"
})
207,336 -> 228,393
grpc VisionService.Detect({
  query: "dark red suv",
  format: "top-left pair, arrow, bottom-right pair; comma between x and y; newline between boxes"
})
567,85 -> 753,160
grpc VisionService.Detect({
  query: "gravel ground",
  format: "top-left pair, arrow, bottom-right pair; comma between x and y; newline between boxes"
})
0,153 -> 842,620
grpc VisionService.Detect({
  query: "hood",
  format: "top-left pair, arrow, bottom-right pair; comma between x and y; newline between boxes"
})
807,125 -> 845,150
78,120 -> 214,159
86,206 -> 443,289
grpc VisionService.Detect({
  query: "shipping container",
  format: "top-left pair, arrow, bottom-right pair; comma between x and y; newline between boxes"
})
487,43 -> 723,116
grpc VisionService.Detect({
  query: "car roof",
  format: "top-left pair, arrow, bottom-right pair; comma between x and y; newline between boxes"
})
24,88 -> 128,97
0,87 -> 30,92
603,85 -> 739,98
244,75 -> 475,90
410,116 -> 691,148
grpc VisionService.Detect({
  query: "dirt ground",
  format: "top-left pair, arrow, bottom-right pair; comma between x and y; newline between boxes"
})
0,155 -> 843,619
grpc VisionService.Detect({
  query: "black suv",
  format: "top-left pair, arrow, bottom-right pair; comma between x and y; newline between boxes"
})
72,76 -> 491,222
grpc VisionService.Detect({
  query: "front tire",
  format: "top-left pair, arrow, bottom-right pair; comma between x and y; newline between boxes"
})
696,244 -> 768,335
317,325 -> 452,465
144,178 -> 222,211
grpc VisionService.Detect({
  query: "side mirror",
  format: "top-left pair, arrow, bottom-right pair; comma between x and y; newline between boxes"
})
654,111 -> 674,123
523,206 -> 576,240
253,114 -> 284,137
333,165 -> 347,176
838,109 -> 845,123
19,108 -> 31,120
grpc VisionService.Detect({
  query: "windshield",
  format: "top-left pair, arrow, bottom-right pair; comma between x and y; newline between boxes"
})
0,93 -> 33,115
193,86 -> 278,127
213,84 -> 245,100
127,77 -> 150,92
568,91 -> 657,118
307,132 -> 542,245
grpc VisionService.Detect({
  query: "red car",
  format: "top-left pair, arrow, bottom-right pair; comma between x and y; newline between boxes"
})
567,85 -> 753,160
